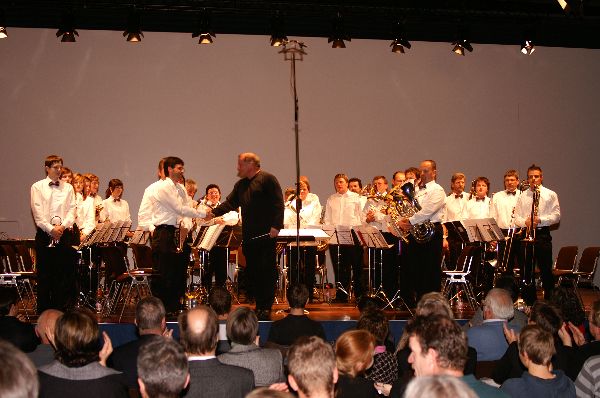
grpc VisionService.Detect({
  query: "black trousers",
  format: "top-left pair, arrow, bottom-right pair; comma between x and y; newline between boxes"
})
288,245 -> 317,299
329,244 -> 363,301
243,238 -> 278,311
35,228 -> 77,313
151,226 -> 188,313
519,227 -> 553,305
202,246 -> 228,290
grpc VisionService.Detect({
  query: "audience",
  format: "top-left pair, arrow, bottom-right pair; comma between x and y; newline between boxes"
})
267,284 -> 326,346
0,339 -> 39,398
245,388 -> 295,398
467,288 -> 520,361
208,286 -> 233,354
357,309 -> 398,384
28,308 -> 63,368
287,336 -> 338,398
38,308 -> 128,398
334,329 -> 379,398
179,305 -> 255,398
404,375 -> 477,398
549,287 -> 586,334
137,336 -> 189,398
0,288 -> 39,352
575,355 -> 600,397
218,307 -> 285,386
109,296 -> 171,388
566,300 -> 600,376
501,325 -> 575,397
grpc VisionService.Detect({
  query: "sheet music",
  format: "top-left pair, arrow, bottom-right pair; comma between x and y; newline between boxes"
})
199,224 -> 226,251
335,226 -> 355,246
461,219 -> 483,242
476,218 -> 505,242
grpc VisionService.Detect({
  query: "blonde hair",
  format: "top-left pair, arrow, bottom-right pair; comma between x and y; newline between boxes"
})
335,330 -> 375,377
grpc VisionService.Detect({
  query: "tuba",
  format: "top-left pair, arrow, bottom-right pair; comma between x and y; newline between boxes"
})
387,182 -> 435,244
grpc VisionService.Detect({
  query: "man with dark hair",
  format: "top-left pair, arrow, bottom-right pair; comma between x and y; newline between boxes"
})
31,154 -> 77,313
179,305 -> 254,398
109,297 -> 171,388
0,288 -> 39,352
267,284 -> 325,346
208,286 -> 233,354
138,158 -> 166,233
0,340 -> 39,398
137,337 -> 190,398
405,314 -> 508,397
442,172 -> 468,270
490,169 -> 521,273
208,152 -> 284,320
150,156 -> 208,314
199,183 -> 229,292
287,336 -> 338,398
514,164 -> 560,304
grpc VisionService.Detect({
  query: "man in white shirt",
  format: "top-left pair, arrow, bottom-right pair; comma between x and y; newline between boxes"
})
323,173 -> 364,302
150,156 -> 207,314
490,170 -> 521,274
391,170 -> 407,188
442,172 -> 468,270
397,160 -> 446,306
138,158 -> 166,233
514,164 -> 560,304
464,177 -> 491,220
30,155 -> 77,313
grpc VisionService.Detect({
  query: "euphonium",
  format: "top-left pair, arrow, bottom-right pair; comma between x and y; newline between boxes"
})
388,182 -> 435,244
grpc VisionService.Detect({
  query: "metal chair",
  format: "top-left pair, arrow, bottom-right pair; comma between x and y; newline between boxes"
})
442,245 -> 479,310
552,246 -> 579,287
0,245 -> 36,318
573,247 -> 600,297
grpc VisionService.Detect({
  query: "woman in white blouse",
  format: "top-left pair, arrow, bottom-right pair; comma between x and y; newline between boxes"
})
100,179 -> 131,223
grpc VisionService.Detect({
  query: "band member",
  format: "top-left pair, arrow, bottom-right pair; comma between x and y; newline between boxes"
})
84,173 -> 103,222
150,156 -> 208,314
442,172 -> 468,270
391,170 -> 406,188
514,164 -> 560,304
404,167 -> 421,188
464,177 -> 491,219
208,153 -> 284,320
185,178 -> 198,207
60,167 -> 73,184
200,184 -> 222,209
30,155 -> 77,313
71,173 -> 95,241
299,176 -> 321,208
138,158 -> 166,233
490,170 -> 521,273
198,184 -> 229,291
348,177 -> 367,209
397,160 -> 445,306
100,179 -> 131,222
323,173 -> 364,303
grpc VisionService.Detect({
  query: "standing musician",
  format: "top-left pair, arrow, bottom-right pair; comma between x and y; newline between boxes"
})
150,156 -> 208,315
404,167 -> 421,188
348,177 -> 367,209
363,175 -> 398,300
514,164 -> 560,304
72,173 -> 95,242
391,170 -> 407,188
490,170 -> 521,274
30,155 -> 77,313
397,160 -> 446,306
323,173 -> 364,303
442,172 -> 469,270
464,177 -> 491,219
207,152 -> 284,321
100,178 -> 131,223
84,173 -> 103,223
185,178 -> 199,207
138,158 -> 166,233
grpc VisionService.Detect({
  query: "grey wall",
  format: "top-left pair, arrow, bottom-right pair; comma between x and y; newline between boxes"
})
1,28 -> 599,256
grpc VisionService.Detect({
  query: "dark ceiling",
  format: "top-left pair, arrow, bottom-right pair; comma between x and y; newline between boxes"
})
2,0 -> 600,49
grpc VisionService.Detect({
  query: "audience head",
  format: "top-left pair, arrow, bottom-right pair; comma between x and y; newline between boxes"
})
416,292 -> 454,319
588,300 -> 600,340
245,388 -> 295,398
529,301 -> 562,336
136,297 -> 166,333
36,309 -> 63,345
0,288 -> 18,316
226,307 -> 259,345
518,325 -> 555,367
357,309 -> 389,346
0,340 -> 39,398
178,305 -> 219,356
482,288 -> 514,321
494,275 -> 519,302
287,284 -> 309,309
405,314 -> 468,376
137,336 -> 189,398
54,308 -> 101,367
334,330 -> 375,378
287,336 -> 337,398
357,296 -> 381,313
208,286 -> 232,317
404,375 -> 477,398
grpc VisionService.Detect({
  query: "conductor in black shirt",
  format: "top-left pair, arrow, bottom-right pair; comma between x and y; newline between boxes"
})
208,153 -> 284,320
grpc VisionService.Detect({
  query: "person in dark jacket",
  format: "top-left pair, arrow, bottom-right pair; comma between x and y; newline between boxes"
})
0,288 -> 39,352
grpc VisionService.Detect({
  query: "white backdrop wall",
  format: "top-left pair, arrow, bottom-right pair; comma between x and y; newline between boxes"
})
1,28 -> 600,257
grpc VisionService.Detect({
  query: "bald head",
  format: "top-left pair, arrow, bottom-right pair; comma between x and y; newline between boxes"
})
36,309 -> 63,345
179,306 -> 219,356
237,152 -> 261,179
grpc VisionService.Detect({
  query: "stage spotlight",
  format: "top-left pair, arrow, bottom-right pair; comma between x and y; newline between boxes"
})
270,12 -> 287,47
0,11 -> 7,39
56,13 -> 78,42
192,9 -> 215,44
521,40 -> 535,55
556,0 -> 583,15
123,10 -> 143,42
328,12 -> 350,48
390,37 -> 411,54
451,39 -> 473,56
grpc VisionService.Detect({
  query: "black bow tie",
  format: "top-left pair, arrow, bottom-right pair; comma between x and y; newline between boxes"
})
506,191 -> 516,195
49,181 -> 59,187
90,193 -> 96,198
113,198 -> 120,202
476,197 -> 486,202
455,194 -> 463,199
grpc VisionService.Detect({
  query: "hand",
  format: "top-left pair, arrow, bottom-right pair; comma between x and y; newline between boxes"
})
203,210 -> 214,221
50,225 -> 64,240
269,228 -> 279,238
374,382 -> 392,396
397,218 -> 412,232
268,382 -> 289,392
558,323 -> 573,347
503,323 -> 518,344
533,216 -> 541,227
568,322 -> 586,346
213,217 -> 225,225
99,331 -> 113,366
162,328 -> 174,339
366,210 -> 375,223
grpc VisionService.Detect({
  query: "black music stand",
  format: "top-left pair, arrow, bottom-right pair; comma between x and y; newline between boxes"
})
322,225 -> 357,302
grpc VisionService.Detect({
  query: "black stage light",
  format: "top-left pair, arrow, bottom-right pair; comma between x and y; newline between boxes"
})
124,10 -> 143,42
192,9 -> 216,44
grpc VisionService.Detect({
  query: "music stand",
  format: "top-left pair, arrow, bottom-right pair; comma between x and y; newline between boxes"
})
354,226 -> 393,303
322,225 -> 356,302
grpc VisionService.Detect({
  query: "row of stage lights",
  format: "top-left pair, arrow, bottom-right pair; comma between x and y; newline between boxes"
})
0,10 -> 538,56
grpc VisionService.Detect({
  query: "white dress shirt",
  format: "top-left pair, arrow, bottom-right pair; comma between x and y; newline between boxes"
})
442,191 -> 468,222
150,178 -> 207,227
514,185 -> 560,228
138,179 -> 163,232
30,177 -> 76,233
323,190 -> 363,227
409,180 -> 446,225
100,197 -> 131,223
362,194 -> 389,231
490,190 -> 520,229
78,195 -> 96,235
284,197 -> 322,228
464,197 -> 491,220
